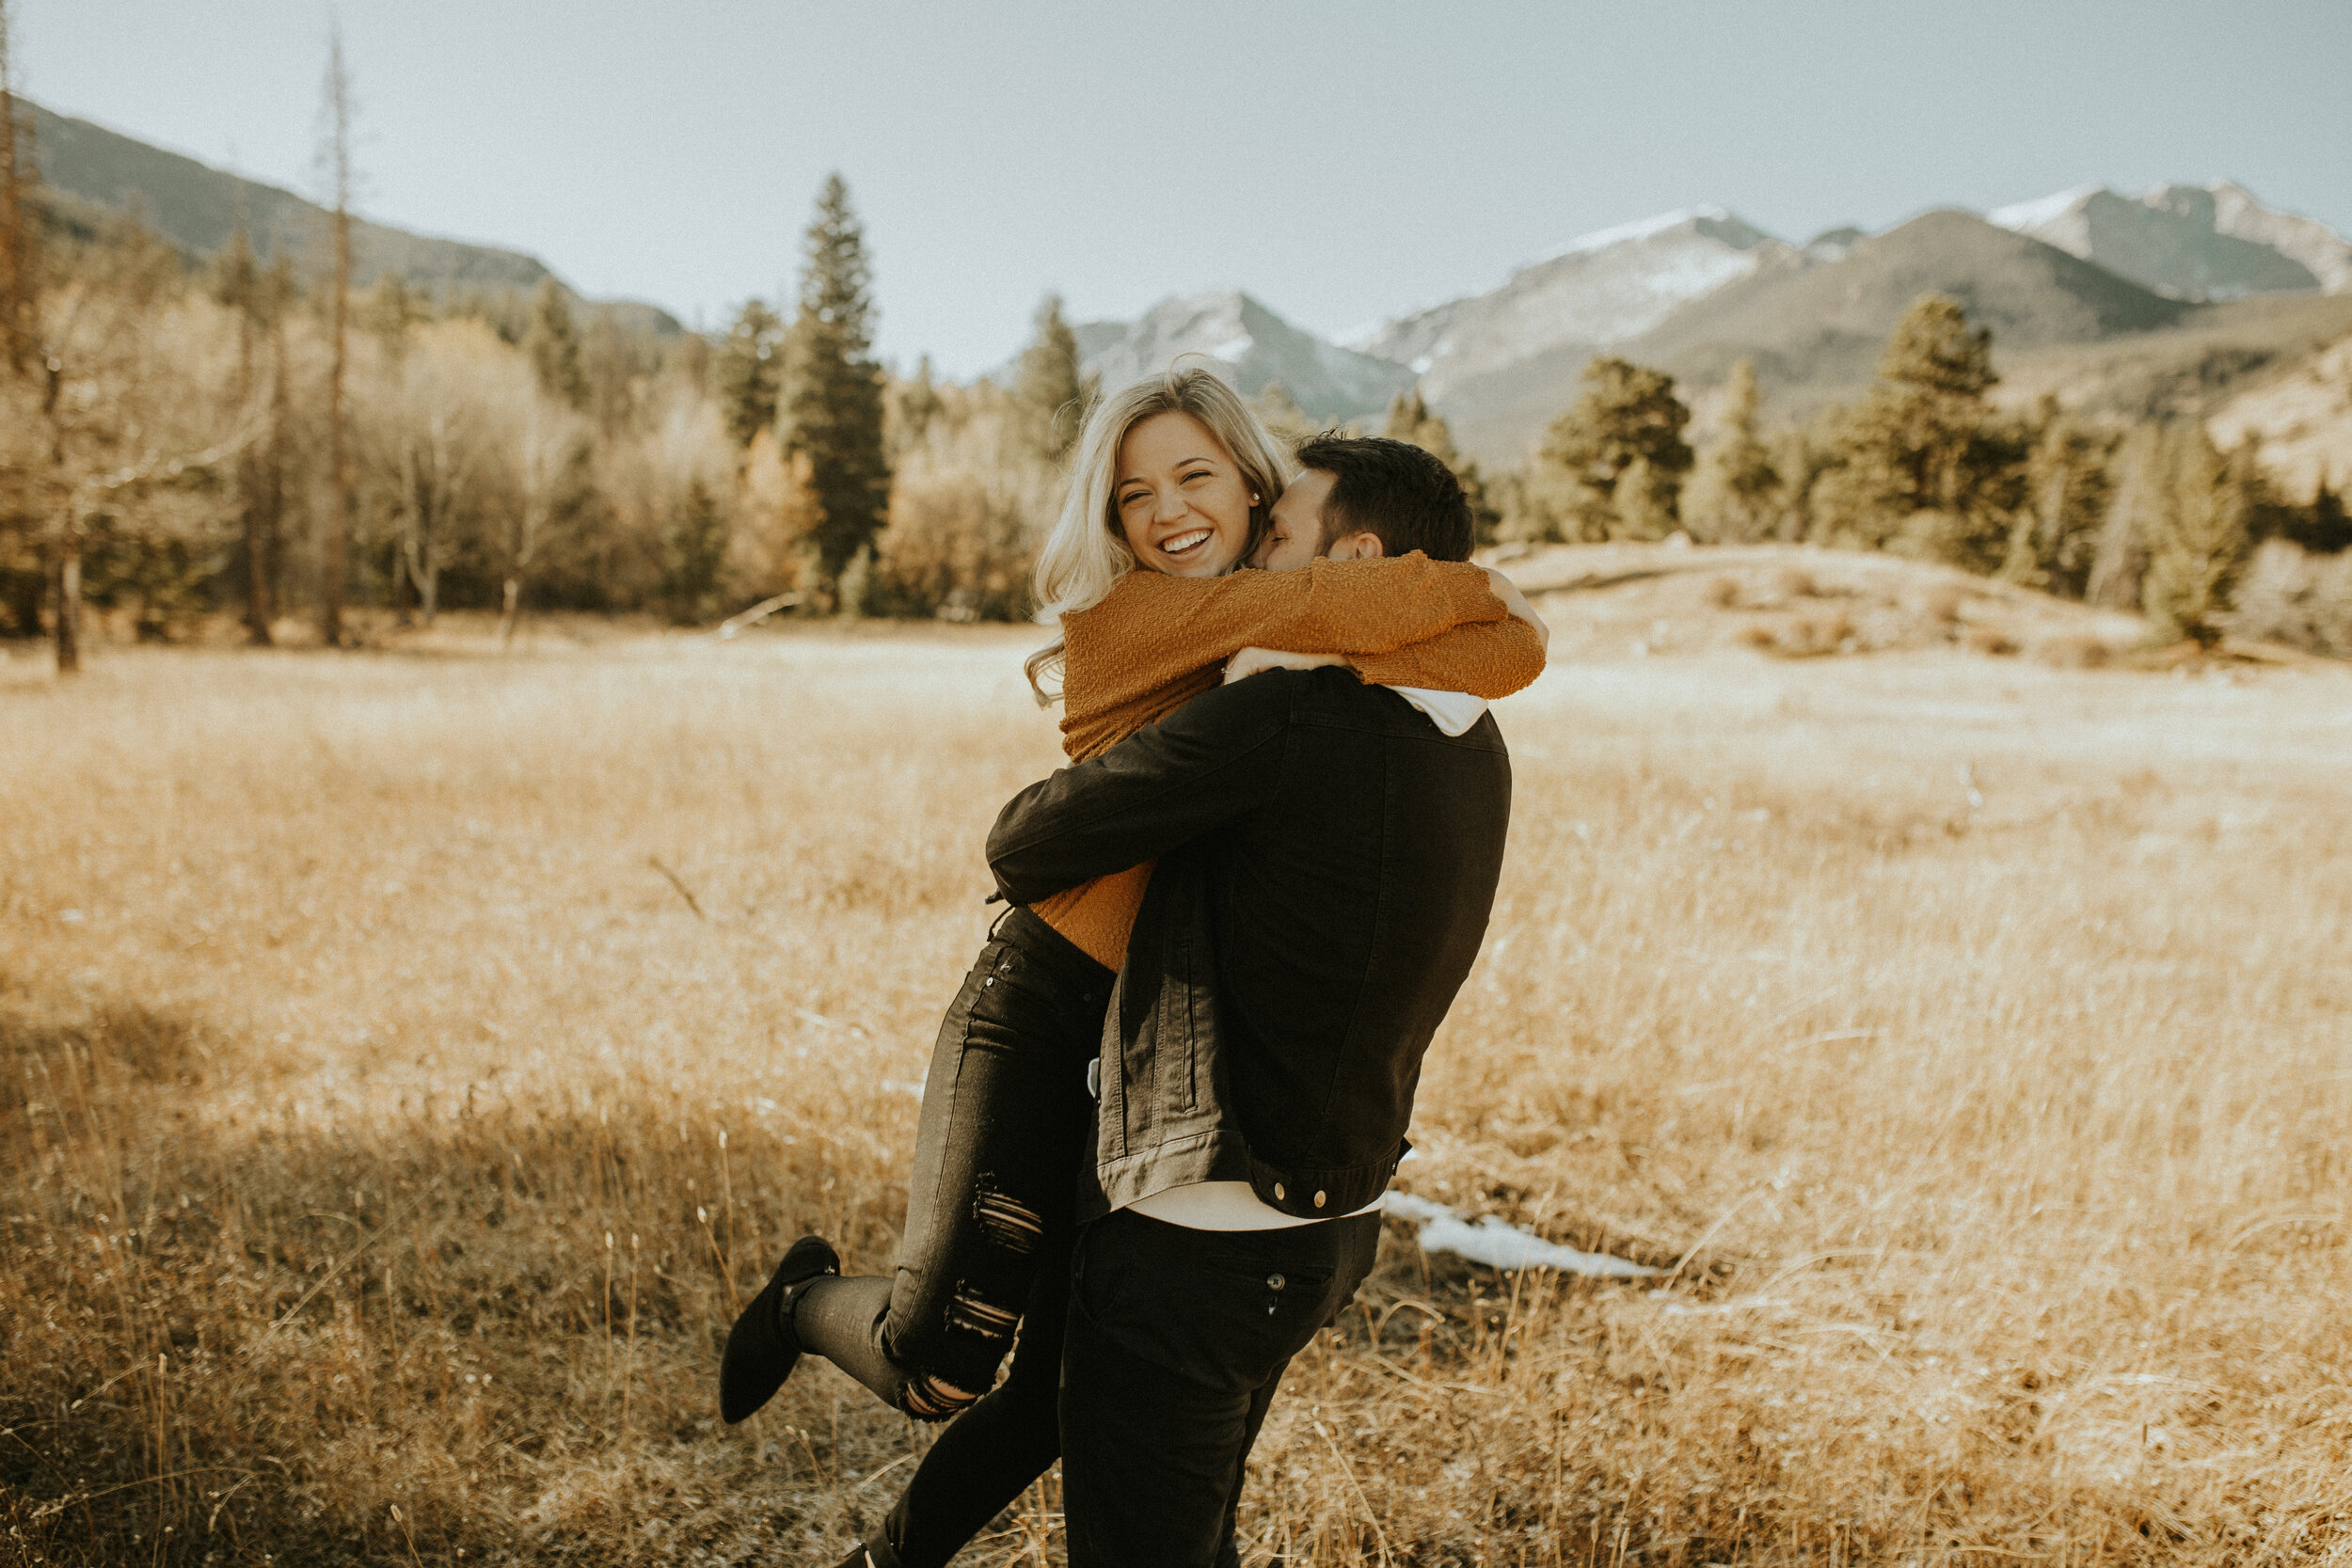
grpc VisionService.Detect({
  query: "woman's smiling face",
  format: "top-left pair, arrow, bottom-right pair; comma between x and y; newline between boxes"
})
1113,411 -> 1258,577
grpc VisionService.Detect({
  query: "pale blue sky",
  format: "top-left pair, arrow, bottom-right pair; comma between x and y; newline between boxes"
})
18,0 -> 2352,376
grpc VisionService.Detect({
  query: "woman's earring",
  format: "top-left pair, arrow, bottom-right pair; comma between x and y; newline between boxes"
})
1251,494 -> 1262,504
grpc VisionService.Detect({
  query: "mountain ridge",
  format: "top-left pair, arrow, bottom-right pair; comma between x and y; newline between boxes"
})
1989,181 -> 2352,300
25,100 -> 681,335
1073,290 -> 1414,422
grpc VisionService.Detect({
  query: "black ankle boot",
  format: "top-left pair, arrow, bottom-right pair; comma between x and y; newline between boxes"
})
718,1234 -> 840,1423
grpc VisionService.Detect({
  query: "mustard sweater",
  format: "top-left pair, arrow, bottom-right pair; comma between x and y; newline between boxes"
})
1032,554 -> 1546,967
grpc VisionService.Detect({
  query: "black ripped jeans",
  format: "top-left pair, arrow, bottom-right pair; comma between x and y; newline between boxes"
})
790,905 -> 1111,1566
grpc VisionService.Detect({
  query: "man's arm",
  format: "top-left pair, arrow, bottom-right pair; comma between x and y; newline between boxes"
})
988,673 -> 1295,906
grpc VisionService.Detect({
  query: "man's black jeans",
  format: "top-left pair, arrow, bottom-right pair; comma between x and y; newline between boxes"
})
1059,1207 -> 1383,1568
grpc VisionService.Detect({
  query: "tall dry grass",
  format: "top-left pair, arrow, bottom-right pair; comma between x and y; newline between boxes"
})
3,626 -> 2349,1566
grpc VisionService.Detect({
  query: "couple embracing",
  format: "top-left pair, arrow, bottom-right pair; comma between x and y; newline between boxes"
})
720,364 -> 1548,1567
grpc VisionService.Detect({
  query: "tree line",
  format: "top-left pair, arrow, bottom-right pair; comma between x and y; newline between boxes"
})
0,10 -> 1104,670
3,11 -> 2345,667
1474,293 -> 2351,652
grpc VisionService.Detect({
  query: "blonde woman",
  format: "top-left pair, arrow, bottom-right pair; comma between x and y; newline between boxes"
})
722,365 -> 1545,1568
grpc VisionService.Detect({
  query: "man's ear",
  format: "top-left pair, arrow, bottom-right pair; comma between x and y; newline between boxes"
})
1320,530 -> 1384,562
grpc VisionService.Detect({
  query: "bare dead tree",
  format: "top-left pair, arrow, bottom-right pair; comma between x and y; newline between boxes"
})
318,22 -> 354,647
0,0 -> 31,375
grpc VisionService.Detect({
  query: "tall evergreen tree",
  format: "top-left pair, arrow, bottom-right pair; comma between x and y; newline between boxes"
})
713,298 -> 783,447
782,173 -> 891,593
889,353 -> 942,455
1249,382 -> 1316,447
2142,427 -> 2258,643
1014,293 -> 1088,463
524,278 -> 589,409
2086,421 -> 2163,610
2283,469 -> 2351,555
1682,359 -> 1780,543
1383,389 -> 1499,542
1536,356 -> 1693,541
1813,293 -> 2019,562
2001,402 -> 2113,595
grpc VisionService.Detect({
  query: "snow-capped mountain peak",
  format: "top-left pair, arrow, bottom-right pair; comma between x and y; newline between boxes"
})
1075,290 -> 1414,421
1988,181 -> 2352,299
1347,208 -> 1790,399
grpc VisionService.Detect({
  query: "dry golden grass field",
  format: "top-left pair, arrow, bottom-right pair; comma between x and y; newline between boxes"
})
5,599 -> 2352,1566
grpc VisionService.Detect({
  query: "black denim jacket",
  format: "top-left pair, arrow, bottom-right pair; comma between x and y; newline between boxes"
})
987,668 -> 1512,1223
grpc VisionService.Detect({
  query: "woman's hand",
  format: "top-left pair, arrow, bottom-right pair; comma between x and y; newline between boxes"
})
1482,566 -> 1550,653
1223,646 -> 1351,685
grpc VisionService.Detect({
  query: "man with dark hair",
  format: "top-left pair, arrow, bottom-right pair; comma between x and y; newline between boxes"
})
1228,432 -> 1534,736
981,436 -> 1543,1565
1260,433 -> 1475,566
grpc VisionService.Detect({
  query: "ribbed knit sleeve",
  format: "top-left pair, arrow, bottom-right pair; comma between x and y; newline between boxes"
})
1350,614 -> 1548,700
1057,552 -> 1503,762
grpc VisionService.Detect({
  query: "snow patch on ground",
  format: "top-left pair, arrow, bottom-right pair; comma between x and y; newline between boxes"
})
1382,1192 -> 1659,1278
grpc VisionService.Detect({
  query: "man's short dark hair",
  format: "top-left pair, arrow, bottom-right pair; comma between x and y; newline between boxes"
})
1293,434 -> 1475,562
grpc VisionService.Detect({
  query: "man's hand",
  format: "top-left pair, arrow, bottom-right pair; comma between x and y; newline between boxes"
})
1482,566 -> 1550,653
1223,646 -> 1350,685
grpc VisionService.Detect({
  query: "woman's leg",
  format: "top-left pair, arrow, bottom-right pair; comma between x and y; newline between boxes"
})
855,1214 -> 1074,1568
793,906 -> 1108,1416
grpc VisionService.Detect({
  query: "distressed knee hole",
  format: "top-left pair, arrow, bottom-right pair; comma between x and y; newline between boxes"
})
973,1186 -> 1044,1255
944,1287 -> 1019,1341
904,1373 -> 981,1420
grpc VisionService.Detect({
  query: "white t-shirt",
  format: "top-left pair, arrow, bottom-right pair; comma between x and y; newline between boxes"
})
1123,688 -> 1484,1232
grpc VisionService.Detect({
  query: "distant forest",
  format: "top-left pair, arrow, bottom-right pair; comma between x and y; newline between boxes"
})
3,35 -> 2347,668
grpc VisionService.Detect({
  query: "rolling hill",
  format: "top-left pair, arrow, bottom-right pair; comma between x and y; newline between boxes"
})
25,100 -> 680,335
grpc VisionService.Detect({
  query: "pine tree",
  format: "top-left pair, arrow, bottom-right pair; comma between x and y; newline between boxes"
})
1250,382 -> 1317,447
1816,294 -> 2014,560
2000,402 -> 2113,595
782,174 -> 891,595
1536,357 -> 1693,540
1014,294 -> 1089,463
1683,359 -> 1780,543
1384,389 -> 1500,542
713,298 -> 783,447
2142,428 -> 2257,643
2284,469 -> 2351,555
660,477 -> 729,624
524,278 -> 588,409
2086,422 -> 2163,610
889,354 -> 942,455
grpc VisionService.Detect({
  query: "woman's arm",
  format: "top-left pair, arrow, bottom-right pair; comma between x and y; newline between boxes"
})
1223,568 -> 1549,698
1350,613 -> 1547,699
1060,552 -> 1506,732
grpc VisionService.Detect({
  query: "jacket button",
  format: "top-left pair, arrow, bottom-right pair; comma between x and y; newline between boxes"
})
1313,1191 -> 1327,1209
1267,1274 -> 1285,1291
1272,1183 -> 1285,1202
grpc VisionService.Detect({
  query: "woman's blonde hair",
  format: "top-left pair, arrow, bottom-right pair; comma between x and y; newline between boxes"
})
1025,360 -> 1296,704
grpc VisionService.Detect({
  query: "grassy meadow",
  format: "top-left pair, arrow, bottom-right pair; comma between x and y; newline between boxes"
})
4,615 -> 2351,1566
